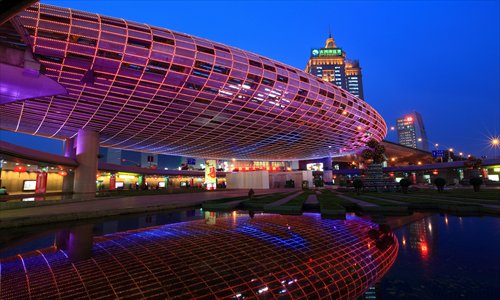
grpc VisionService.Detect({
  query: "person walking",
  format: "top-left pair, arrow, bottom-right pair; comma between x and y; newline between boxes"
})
248,188 -> 255,200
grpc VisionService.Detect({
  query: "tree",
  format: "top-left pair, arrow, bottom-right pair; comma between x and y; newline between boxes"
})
434,177 -> 446,192
469,177 -> 483,192
361,139 -> 386,164
353,178 -> 363,195
399,178 -> 411,194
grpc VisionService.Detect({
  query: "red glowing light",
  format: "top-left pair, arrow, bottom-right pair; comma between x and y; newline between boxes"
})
14,166 -> 27,172
406,116 -> 413,122
432,170 -> 439,175
245,167 -> 249,171
272,167 -> 276,171
420,241 -> 428,255
58,170 -> 68,176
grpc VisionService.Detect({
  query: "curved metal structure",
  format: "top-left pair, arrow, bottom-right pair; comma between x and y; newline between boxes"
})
0,214 -> 398,299
0,4 -> 386,159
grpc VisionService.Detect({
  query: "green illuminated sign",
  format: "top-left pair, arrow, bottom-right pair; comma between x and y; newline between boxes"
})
311,48 -> 343,57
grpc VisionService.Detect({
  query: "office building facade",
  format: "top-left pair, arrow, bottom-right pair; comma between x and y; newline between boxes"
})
396,112 -> 429,151
305,34 -> 364,99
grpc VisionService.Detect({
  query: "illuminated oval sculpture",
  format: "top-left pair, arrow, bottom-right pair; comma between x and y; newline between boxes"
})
0,214 -> 398,299
1,4 -> 386,159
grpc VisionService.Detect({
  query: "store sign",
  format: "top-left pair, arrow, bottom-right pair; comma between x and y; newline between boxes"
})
311,48 -> 342,57
205,159 -> 217,190
35,171 -> 47,193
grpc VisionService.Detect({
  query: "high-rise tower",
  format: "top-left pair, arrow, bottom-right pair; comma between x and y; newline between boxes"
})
305,34 -> 364,99
396,112 -> 429,151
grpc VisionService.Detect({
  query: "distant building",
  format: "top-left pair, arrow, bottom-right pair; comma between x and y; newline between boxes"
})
305,34 -> 364,99
396,112 -> 429,151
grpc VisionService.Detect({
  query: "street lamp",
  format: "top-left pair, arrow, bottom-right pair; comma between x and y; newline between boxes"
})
492,137 -> 500,157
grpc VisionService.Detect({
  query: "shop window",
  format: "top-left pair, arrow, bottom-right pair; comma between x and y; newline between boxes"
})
264,64 -> 276,72
184,82 -> 202,90
37,30 -> 67,41
96,50 -> 122,60
148,60 -> 169,70
262,78 -> 274,86
127,38 -> 151,49
213,65 -> 230,75
214,45 -> 230,53
40,13 -> 70,24
67,52 -> 93,62
194,60 -> 213,71
298,89 -> 308,96
153,35 -> 175,45
196,45 -> 215,55
170,64 -> 186,73
249,60 -> 262,68
192,69 -> 210,78
277,75 -> 288,83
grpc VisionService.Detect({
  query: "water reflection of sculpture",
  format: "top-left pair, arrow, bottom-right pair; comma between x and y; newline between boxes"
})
0,214 -> 398,299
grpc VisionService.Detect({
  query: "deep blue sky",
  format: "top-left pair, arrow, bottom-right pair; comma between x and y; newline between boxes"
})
2,0 -> 499,157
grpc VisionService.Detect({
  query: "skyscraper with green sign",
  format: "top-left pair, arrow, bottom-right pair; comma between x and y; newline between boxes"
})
305,34 -> 364,100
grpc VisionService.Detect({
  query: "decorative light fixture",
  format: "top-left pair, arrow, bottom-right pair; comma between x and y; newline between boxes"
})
14,165 -> 27,172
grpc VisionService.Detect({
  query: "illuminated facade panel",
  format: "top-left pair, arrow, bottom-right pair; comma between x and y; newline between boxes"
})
0,4 -> 385,160
0,214 -> 398,299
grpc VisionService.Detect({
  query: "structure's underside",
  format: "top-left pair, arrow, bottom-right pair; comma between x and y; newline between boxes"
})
0,3 -> 386,160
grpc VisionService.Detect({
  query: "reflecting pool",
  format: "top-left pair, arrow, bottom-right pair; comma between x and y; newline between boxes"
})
374,214 -> 500,299
0,213 -> 397,299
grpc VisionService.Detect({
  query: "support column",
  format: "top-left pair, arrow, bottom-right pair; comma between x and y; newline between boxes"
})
56,225 -> 93,262
73,129 -> 99,196
62,138 -> 76,193
323,156 -> 333,185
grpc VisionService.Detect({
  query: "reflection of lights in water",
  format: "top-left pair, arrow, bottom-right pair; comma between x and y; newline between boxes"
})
1,215 -> 398,299
428,223 -> 432,232
445,216 -> 449,225
420,241 -> 429,256
402,236 -> 406,246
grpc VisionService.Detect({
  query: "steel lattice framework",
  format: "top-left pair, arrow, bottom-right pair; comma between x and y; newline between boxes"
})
0,214 -> 398,299
0,4 -> 386,160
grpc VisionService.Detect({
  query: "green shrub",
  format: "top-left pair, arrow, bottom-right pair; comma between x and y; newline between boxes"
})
399,178 -> 411,193
353,178 -> 363,195
434,177 -> 446,192
469,177 -> 483,192
314,179 -> 324,187
285,179 -> 295,188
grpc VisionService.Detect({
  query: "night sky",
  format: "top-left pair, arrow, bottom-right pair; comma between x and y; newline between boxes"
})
1,0 -> 499,158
